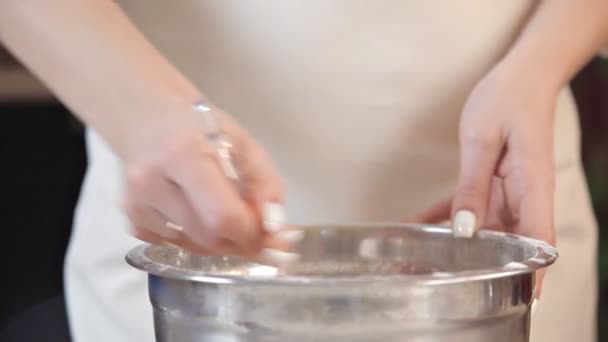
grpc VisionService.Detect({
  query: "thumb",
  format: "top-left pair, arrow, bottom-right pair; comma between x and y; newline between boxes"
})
451,131 -> 504,238
239,138 -> 287,234
404,196 -> 452,224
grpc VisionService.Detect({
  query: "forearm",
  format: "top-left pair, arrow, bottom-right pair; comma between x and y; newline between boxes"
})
0,0 -> 201,159
498,0 -> 608,92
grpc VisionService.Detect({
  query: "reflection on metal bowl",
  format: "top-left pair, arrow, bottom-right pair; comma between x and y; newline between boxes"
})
126,223 -> 557,342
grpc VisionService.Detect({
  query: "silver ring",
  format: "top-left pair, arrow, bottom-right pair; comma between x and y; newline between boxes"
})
165,221 -> 184,232
192,100 -> 241,184
162,221 -> 191,264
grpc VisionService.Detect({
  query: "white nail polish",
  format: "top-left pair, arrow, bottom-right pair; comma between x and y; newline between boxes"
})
453,210 -> 476,238
531,298 -> 539,316
263,202 -> 286,233
260,248 -> 300,264
359,238 -> 379,259
275,229 -> 305,243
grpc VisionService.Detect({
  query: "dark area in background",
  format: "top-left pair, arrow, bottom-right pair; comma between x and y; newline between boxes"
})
571,58 -> 608,340
0,102 -> 86,341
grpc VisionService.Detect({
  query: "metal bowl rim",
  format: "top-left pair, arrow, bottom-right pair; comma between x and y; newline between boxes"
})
125,223 -> 558,286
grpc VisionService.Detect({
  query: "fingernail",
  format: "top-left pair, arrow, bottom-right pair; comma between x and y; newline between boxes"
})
359,238 -> 379,259
145,223 -> 182,241
453,210 -> 476,238
263,202 -> 286,233
259,248 -> 300,264
531,298 -> 539,316
275,229 -> 305,243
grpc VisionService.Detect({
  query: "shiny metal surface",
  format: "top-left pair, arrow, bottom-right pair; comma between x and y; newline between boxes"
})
193,100 -> 240,183
126,224 -> 557,342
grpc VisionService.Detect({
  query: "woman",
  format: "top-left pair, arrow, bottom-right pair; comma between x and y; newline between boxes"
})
1,1 -> 606,341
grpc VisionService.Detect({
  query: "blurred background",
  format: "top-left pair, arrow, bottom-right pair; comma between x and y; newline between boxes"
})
0,48 -> 85,341
572,57 -> 608,340
0,51 -> 607,339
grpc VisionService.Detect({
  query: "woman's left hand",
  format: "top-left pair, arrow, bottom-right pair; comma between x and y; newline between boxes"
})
410,63 -> 558,296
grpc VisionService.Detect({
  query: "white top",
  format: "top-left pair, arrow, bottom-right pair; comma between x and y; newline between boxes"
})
65,2 -> 587,341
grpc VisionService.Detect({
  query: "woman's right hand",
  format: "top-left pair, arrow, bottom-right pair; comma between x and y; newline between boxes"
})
120,102 -> 290,258
0,0 -> 296,259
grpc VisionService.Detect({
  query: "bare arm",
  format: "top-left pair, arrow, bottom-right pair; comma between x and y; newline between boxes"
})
0,0 -> 289,256
414,1 -> 608,296
499,0 -> 608,91
0,0 -> 200,160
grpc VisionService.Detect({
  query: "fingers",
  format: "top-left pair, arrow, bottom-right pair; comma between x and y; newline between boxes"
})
125,201 -> 182,243
131,226 -> 168,245
131,225 -> 216,256
127,203 -> 226,256
483,176 -> 515,232
239,136 -> 285,202
509,131 -> 555,245
451,128 -> 505,238
164,136 -> 260,250
405,197 -> 452,224
125,165 -> 244,255
122,110 -> 292,260
513,163 -> 554,299
517,183 -> 554,244
130,218 -> 293,259
237,136 -> 287,234
508,126 -> 555,298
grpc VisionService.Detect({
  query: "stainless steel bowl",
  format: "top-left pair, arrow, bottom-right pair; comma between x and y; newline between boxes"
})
126,223 -> 557,342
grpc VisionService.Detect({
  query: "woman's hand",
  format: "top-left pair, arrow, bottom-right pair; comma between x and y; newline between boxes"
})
120,102 -> 290,258
410,0 -> 608,300
454,65 -> 556,244
0,0 -> 295,259
412,64 -> 558,294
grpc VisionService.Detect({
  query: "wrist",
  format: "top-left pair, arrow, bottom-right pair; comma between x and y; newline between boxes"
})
105,92 -> 207,163
491,55 -> 565,99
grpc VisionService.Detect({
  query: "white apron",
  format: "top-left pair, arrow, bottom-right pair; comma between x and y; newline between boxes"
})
65,2 -> 597,341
